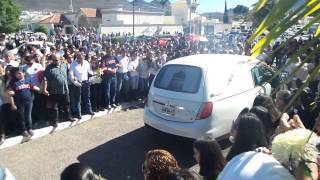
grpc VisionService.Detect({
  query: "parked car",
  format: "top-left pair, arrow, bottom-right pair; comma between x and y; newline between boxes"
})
144,54 -> 272,139
33,32 -> 48,41
9,41 -> 54,57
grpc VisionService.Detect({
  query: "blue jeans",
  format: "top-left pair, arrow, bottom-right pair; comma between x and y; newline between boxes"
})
130,75 -> 139,90
139,77 -> 149,96
148,74 -> 155,89
17,101 -> 33,132
103,75 -> 117,106
71,82 -> 93,116
116,73 -> 129,103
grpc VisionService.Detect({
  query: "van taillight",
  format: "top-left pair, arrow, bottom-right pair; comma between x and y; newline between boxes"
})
196,102 -> 213,120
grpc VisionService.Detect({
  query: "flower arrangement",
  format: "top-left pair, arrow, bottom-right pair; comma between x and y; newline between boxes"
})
272,128 -> 319,175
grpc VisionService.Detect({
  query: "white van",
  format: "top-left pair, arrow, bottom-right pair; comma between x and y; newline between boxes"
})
144,54 -> 272,139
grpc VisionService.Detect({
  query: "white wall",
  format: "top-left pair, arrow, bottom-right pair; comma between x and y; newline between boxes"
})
102,13 -> 120,25
102,12 -> 164,25
213,24 -> 232,33
171,0 -> 189,24
100,24 -> 183,36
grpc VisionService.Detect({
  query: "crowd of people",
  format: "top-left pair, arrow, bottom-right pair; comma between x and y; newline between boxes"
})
0,30 -> 215,144
59,92 -> 320,179
0,25 -> 319,179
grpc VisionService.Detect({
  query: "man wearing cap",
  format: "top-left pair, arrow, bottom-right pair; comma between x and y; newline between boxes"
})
100,49 -> 119,109
69,53 -> 94,119
44,54 -> 75,127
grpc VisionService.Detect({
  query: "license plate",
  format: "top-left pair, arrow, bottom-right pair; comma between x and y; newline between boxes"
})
161,106 -> 175,116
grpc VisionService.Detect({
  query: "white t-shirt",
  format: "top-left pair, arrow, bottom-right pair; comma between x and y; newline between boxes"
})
219,151 -> 294,180
22,63 -> 44,87
117,56 -> 129,73
128,57 -> 139,77
0,59 -> 19,69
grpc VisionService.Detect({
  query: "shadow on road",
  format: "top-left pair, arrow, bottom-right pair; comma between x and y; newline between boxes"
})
78,127 -> 196,180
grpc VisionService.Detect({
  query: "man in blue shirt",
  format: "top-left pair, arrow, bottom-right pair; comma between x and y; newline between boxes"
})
44,54 -> 76,127
100,49 -> 119,109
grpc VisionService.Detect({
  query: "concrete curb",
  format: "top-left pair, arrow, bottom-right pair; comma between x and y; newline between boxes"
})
0,101 -> 143,150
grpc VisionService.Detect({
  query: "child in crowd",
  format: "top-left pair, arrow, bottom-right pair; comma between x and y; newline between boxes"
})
8,68 -> 40,137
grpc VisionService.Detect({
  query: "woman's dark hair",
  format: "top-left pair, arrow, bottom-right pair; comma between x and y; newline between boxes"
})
226,113 -> 268,161
61,163 -> 99,180
193,136 -> 226,179
167,168 -> 203,180
249,106 -> 274,142
276,90 -> 292,104
253,95 -> 281,125
232,107 -> 250,132
3,65 -> 17,85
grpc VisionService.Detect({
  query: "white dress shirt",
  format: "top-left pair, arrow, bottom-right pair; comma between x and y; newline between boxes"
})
69,60 -> 92,84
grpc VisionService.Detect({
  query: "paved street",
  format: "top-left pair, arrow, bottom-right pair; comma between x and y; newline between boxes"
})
0,106 -> 230,180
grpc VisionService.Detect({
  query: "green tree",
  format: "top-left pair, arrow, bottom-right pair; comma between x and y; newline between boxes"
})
233,5 -> 249,15
34,25 -> 48,34
249,0 -> 320,112
0,0 -> 22,33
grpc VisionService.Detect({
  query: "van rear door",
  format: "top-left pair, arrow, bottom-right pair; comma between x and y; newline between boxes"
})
148,65 -> 205,122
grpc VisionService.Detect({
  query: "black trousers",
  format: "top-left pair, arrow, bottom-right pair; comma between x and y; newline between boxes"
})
32,93 -> 47,124
48,94 -> 72,123
1,104 -> 17,135
0,107 -> 4,136
90,83 -> 104,110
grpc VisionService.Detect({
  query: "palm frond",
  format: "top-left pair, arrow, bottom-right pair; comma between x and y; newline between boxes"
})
316,24 -> 320,36
250,1 -> 320,57
284,64 -> 320,112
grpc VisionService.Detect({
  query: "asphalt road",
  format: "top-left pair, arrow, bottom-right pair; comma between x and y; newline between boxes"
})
0,106 -> 230,180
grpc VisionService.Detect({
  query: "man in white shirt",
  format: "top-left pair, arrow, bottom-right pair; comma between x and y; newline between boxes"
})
0,51 -> 19,69
128,51 -> 140,100
116,49 -> 129,104
69,52 -> 94,119
21,54 -> 45,124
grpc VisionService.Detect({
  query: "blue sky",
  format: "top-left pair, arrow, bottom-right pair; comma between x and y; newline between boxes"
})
146,0 -> 258,13
193,0 -> 258,13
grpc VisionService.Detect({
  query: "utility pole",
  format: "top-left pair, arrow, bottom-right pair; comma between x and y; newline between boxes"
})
189,8 -> 191,34
133,0 -> 135,37
70,0 -> 74,12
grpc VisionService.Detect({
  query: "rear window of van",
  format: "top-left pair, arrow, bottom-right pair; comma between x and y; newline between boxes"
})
154,65 -> 202,93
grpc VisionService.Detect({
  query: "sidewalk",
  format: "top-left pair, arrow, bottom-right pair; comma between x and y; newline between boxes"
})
0,101 -> 143,150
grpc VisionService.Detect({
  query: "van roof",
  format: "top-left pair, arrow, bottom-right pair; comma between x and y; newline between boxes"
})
165,54 -> 257,69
